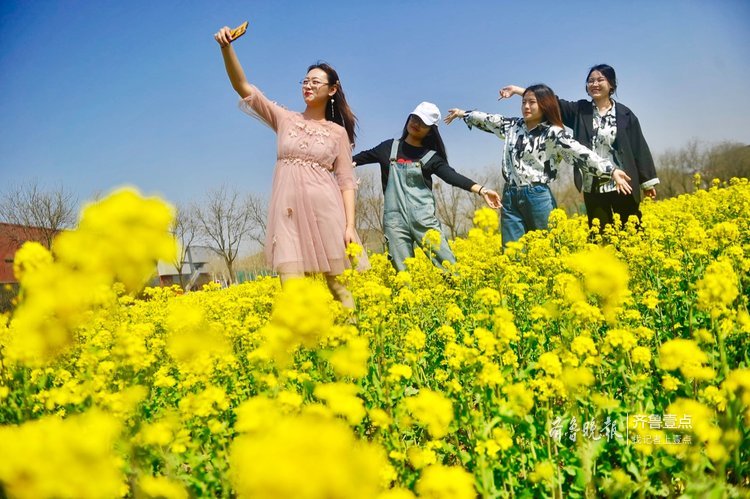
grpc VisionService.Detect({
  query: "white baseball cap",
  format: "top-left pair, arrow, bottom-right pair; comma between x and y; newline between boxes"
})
410,101 -> 441,127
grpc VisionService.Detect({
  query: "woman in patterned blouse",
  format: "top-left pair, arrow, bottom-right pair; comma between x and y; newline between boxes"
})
445,84 -> 632,246
501,65 -> 660,231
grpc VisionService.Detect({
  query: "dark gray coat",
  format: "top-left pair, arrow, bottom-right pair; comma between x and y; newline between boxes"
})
558,98 -> 658,202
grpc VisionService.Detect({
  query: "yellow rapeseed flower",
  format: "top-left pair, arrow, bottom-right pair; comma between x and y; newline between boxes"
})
566,246 -> 630,323
314,382 -> 366,425
537,352 -> 563,377
415,464 -> 476,499
387,364 -> 413,382
502,382 -> 535,417
602,328 -> 637,354
138,476 -> 188,499
696,259 -> 739,318
329,336 -> 370,379
12,241 -> 53,282
529,461 -> 555,484
630,346 -> 652,366
407,446 -> 438,469
0,410 -> 124,498
404,389 -> 453,439
571,335 -> 598,357
473,207 -> 499,233
659,339 -> 716,380
662,374 -> 681,391
377,488 -> 416,499
229,413 -> 387,499
422,229 -> 443,252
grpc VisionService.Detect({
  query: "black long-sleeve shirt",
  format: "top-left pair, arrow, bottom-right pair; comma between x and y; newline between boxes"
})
352,139 -> 476,193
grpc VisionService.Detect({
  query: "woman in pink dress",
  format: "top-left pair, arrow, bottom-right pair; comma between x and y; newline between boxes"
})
214,26 -> 368,308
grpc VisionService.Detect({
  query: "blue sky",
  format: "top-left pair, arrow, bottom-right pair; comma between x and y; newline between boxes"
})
1,0 -> 749,207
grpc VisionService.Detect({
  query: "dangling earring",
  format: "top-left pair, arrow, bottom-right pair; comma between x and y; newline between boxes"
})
330,97 -> 335,119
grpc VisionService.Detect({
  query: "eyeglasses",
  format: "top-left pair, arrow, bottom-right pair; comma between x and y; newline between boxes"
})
587,78 -> 608,85
300,79 -> 330,89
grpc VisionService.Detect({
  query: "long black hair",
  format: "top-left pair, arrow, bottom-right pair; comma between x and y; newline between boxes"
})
307,62 -> 357,146
399,116 -> 448,161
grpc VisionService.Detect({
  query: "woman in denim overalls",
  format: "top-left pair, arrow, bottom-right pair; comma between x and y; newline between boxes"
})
353,102 -> 501,271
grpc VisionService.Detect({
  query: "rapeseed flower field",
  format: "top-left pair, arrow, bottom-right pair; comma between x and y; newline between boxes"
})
1,179 -> 749,498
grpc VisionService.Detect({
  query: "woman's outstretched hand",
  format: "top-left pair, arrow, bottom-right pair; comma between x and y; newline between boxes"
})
498,85 -> 525,100
444,109 -> 466,125
214,26 -> 233,47
482,189 -> 502,209
613,169 -> 633,195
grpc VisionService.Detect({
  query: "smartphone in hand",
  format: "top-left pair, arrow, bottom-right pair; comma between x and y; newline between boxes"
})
230,21 -> 248,41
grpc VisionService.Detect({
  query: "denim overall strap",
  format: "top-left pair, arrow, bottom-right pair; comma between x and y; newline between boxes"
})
382,140 -> 456,271
389,139 -> 400,162
419,150 -> 436,166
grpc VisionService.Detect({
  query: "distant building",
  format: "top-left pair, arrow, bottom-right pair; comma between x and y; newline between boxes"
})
154,245 -> 215,290
0,222 -> 57,284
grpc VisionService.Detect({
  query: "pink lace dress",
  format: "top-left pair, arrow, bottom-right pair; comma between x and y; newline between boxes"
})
239,85 -> 369,275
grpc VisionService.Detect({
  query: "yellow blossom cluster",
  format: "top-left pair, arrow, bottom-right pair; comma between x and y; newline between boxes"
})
4,188 -> 176,364
659,338 -> 716,380
0,410 -> 125,498
230,411 -> 388,499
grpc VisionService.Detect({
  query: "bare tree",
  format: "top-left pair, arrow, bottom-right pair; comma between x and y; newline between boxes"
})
655,139 -> 750,196
170,204 -> 199,288
0,180 -> 78,248
461,167 -> 508,226
194,186 -> 258,284
354,170 -> 385,253
655,138 -> 707,197
433,164 -> 519,238
704,142 -> 750,183
245,193 -> 268,248
433,180 -> 471,239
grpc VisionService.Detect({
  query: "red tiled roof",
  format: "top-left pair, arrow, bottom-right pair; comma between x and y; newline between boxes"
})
0,223 -> 57,283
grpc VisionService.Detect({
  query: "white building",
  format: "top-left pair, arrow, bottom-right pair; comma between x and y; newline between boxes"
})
154,245 -> 216,290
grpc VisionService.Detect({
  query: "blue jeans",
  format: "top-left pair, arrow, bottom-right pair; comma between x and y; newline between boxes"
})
501,183 -> 557,246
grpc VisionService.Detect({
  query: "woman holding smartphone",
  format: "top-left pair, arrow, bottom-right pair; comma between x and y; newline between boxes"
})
500,65 -> 659,231
214,25 -> 368,308
353,102 -> 501,272
445,84 -> 632,246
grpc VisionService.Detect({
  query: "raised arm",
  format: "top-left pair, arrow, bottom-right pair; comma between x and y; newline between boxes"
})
550,127 -> 632,195
352,140 -> 390,168
214,26 -> 252,98
444,108 -> 514,139
215,26 -> 286,130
